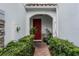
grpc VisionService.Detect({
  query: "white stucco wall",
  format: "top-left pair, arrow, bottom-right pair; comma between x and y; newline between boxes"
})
0,3 -> 27,46
58,3 -> 79,46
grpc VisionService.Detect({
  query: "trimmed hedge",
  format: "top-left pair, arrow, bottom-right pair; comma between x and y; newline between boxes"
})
0,35 -> 34,56
48,36 -> 79,56
43,34 -> 52,45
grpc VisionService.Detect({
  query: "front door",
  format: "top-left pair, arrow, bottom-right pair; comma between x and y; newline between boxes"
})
33,19 -> 41,40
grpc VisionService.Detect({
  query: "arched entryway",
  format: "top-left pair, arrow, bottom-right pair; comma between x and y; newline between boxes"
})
30,14 -> 53,41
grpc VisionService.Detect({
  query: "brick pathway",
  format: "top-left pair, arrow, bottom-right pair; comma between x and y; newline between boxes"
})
34,41 -> 51,56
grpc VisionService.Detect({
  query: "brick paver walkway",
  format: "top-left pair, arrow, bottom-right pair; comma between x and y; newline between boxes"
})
34,41 -> 51,56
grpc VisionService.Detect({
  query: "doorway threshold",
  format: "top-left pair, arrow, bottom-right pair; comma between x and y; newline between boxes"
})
34,40 -> 42,41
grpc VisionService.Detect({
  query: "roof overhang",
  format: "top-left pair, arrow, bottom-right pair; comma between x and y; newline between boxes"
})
24,3 -> 58,11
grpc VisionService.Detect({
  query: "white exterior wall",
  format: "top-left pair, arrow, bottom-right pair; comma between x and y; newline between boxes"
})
0,3 -> 27,46
58,3 -> 79,46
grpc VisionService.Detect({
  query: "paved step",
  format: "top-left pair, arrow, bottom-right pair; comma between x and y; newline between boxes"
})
34,42 -> 51,56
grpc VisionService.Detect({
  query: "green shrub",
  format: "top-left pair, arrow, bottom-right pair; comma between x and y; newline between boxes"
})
30,27 -> 36,35
43,34 -> 52,45
7,41 -> 17,47
0,35 -> 34,56
71,47 -> 79,56
0,48 -> 3,55
1,42 -> 24,56
48,36 -> 79,56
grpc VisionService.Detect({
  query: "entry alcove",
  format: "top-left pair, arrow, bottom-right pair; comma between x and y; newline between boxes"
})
30,14 -> 53,41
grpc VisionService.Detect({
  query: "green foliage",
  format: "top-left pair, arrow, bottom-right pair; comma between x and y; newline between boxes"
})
6,41 -> 17,47
30,27 -> 36,35
0,48 -> 3,55
48,36 -> 79,56
43,33 -> 52,45
0,35 -> 34,56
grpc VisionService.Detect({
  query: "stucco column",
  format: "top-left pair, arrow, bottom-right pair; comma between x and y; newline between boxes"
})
26,15 -> 30,35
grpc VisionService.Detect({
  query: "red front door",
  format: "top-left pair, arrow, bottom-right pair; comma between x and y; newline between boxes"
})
33,19 -> 41,40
